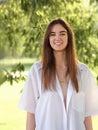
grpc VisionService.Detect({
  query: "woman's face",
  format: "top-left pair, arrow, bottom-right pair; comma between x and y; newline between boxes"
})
49,24 -> 68,52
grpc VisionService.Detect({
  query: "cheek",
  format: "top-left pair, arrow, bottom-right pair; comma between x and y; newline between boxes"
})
64,37 -> 68,44
49,38 -> 53,45
49,40 -> 54,49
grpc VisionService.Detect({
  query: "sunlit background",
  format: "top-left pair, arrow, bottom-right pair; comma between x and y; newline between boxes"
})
0,0 -> 98,130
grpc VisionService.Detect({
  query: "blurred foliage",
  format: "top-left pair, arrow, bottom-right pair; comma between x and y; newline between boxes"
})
0,0 -> 26,58
0,0 -> 98,84
0,63 -> 26,85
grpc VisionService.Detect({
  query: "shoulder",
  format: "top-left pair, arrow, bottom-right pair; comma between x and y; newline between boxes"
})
29,61 -> 42,74
77,62 -> 94,80
78,62 -> 91,73
77,62 -> 95,81
77,62 -> 97,91
31,61 -> 42,69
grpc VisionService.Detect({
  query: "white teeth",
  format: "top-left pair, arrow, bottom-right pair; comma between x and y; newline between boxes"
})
55,42 -> 61,45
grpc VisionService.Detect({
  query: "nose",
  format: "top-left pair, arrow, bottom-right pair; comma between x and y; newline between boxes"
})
55,34 -> 60,40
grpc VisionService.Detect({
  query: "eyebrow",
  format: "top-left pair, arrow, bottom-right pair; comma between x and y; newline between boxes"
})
50,30 -> 67,33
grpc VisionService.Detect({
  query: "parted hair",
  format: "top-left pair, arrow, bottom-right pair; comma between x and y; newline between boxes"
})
42,18 -> 79,92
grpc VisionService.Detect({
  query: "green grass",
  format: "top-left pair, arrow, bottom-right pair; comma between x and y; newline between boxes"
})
0,58 -> 36,130
0,57 -> 37,71
0,81 -> 26,130
93,116 -> 98,130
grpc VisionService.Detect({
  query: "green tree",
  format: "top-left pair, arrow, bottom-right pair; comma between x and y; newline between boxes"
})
21,0 -> 98,67
0,0 -> 27,58
0,0 -> 98,84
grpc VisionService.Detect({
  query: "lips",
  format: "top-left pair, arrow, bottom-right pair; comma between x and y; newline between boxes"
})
55,42 -> 62,46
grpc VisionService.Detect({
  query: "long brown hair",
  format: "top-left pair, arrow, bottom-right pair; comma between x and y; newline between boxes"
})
42,18 -> 79,92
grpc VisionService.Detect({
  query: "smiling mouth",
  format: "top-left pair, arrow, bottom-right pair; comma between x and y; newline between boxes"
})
55,42 -> 62,45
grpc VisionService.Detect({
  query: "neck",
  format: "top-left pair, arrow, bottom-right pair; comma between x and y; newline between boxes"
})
54,51 -> 67,68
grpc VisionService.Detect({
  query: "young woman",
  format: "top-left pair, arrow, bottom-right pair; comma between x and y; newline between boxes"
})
19,18 -> 98,130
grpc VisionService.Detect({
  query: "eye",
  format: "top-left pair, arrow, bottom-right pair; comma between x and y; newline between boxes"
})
60,33 -> 66,36
49,33 -> 56,37
60,32 -> 67,36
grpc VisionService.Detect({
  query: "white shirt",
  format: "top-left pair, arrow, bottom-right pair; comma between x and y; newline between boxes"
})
19,62 -> 98,130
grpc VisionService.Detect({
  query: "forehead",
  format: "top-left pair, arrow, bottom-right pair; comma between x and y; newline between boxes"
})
50,24 -> 67,32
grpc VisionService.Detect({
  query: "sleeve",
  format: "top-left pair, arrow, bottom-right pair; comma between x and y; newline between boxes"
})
84,69 -> 98,117
18,65 -> 38,114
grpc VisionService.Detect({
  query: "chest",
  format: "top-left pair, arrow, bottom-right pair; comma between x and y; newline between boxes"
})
56,73 -> 69,108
